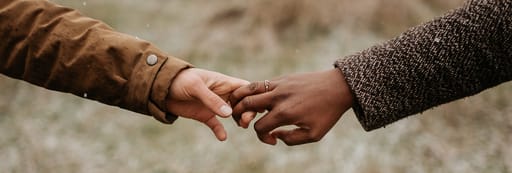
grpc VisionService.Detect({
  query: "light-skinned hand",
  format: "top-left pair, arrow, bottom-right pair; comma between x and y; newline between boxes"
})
166,68 -> 250,141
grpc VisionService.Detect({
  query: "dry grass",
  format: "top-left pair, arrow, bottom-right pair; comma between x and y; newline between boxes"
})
1,0 -> 511,172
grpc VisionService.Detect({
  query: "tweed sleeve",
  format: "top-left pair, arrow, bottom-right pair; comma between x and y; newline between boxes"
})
335,0 -> 512,131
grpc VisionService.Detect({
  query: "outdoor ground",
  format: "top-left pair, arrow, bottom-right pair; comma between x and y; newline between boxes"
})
1,0 -> 511,172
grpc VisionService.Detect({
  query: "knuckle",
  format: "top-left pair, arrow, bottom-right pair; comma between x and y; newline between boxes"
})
272,90 -> 287,99
274,107 -> 293,122
248,82 -> 259,91
206,92 -> 218,101
242,98 -> 253,108
308,132 -> 323,142
274,111 -> 289,122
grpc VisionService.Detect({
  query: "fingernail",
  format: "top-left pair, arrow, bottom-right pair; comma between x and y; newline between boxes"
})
220,105 -> 232,116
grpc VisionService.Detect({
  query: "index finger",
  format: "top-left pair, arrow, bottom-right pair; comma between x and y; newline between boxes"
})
232,92 -> 274,125
204,116 -> 227,141
219,75 -> 251,92
229,81 -> 271,107
229,81 -> 270,125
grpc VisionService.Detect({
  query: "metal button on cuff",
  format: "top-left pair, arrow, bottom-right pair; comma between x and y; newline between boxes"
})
146,54 -> 158,66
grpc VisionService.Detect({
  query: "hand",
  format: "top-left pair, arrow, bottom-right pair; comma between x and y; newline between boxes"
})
166,68 -> 249,141
230,69 -> 353,145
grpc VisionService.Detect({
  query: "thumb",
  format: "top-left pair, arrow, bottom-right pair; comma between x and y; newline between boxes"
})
191,84 -> 233,118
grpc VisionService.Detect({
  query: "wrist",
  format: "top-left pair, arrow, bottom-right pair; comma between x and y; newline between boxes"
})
163,67 -> 193,117
150,57 -> 192,124
325,68 -> 354,109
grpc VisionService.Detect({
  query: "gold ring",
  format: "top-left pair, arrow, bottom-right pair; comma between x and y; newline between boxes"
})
264,80 -> 270,92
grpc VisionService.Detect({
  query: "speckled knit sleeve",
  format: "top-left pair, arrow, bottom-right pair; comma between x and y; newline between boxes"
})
335,0 -> 512,131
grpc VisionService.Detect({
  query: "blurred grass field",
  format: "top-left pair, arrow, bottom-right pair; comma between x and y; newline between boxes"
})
1,0 -> 512,172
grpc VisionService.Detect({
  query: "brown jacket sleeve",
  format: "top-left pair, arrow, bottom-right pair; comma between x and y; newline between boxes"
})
0,0 -> 192,123
335,0 -> 512,131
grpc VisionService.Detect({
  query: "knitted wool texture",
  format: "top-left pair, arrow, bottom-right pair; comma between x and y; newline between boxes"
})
335,0 -> 512,131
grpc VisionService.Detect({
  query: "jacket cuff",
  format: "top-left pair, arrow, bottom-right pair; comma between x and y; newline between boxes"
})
148,55 -> 192,124
334,58 -> 374,131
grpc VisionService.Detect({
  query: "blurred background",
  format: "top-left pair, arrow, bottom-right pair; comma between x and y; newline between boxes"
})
1,0 -> 512,172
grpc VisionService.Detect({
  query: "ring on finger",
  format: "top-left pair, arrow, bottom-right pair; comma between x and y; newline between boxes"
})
264,80 -> 270,92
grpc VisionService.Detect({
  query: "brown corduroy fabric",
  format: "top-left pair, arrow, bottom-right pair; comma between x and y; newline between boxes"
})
335,0 -> 512,131
0,0 -> 192,123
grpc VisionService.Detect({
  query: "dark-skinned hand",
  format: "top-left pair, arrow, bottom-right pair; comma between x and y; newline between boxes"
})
230,69 -> 354,146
